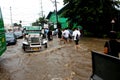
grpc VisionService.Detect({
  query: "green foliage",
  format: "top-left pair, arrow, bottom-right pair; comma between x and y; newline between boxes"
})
117,32 -> 120,38
62,0 -> 120,37
83,30 -> 93,37
32,17 -> 48,26
13,23 -> 17,26
103,34 -> 107,38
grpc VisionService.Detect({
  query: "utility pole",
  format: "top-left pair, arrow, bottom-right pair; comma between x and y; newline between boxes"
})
49,0 -> 59,28
40,0 -> 43,17
54,0 -> 58,28
10,6 -> 13,30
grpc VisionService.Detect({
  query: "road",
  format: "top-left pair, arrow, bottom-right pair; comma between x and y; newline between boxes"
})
0,37 -> 107,80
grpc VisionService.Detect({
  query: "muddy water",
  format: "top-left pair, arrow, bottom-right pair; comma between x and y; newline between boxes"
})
0,37 -> 108,80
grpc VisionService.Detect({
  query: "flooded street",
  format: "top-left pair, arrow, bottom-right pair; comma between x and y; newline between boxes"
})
0,37 -> 107,80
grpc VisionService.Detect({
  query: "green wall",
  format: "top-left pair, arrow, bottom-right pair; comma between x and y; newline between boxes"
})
49,13 -> 68,29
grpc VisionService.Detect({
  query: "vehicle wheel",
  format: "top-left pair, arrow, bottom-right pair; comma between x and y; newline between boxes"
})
23,47 -> 26,51
23,46 -> 26,51
22,44 -> 26,51
44,43 -> 47,48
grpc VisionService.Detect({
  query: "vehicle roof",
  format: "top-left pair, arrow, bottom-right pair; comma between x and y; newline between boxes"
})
24,26 -> 42,30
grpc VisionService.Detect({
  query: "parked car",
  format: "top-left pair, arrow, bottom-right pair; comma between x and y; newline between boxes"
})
5,32 -> 17,45
14,31 -> 23,39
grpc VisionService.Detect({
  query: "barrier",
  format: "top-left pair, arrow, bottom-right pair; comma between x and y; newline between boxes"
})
90,51 -> 120,80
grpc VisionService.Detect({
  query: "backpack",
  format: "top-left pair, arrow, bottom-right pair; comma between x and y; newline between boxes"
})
76,34 -> 80,40
104,40 -> 120,57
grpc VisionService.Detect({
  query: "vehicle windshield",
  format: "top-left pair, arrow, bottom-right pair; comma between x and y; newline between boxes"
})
14,31 -> 22,34
5,33 -> 14,38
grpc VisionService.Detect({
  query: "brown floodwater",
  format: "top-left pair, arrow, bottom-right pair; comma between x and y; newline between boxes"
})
0,37 -> 109,80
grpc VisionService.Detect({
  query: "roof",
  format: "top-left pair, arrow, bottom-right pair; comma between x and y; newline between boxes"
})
57,4 -> 67,15
46,12 -> 54,19
46,4 -> 67,19
23,26 -> 42,30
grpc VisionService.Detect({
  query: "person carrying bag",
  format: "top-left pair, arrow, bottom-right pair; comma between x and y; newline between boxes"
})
104,31 -> 120,57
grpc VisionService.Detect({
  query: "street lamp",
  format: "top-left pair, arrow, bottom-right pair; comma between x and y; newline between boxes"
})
111,19 -> 115,31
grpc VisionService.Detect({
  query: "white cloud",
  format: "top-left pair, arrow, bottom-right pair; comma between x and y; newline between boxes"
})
0,0 -> 63,26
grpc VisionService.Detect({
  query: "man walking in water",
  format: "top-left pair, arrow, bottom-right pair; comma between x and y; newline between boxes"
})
62,28 -> 70,44
72,28 -> 81,49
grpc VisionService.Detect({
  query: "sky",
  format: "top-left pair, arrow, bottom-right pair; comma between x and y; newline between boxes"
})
0,0 -> 64,26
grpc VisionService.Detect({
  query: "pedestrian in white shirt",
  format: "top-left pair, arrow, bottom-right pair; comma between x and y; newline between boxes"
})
62,28 -> 70,44
72,28 -> 81,49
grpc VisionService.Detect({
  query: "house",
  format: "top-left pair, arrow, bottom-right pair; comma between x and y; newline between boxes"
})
46,6 -> 82,30
46,11 -> 68,29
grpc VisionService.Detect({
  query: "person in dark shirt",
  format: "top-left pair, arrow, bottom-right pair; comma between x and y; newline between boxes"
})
58,28 -> 62,39
57,28 -> 63,44
104,31 -> 120,57
47,30 -> 52,41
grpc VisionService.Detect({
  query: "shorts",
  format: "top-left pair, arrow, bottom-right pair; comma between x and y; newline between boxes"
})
63,37 -> 68,41
74,40 -> 79,45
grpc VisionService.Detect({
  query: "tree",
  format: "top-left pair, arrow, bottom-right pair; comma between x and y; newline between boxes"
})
62,0 -> 120,37
32,16 -> 48,26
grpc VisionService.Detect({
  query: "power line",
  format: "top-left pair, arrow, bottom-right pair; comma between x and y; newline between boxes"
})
49,0 -> 59,7
50,0 -> 54,4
